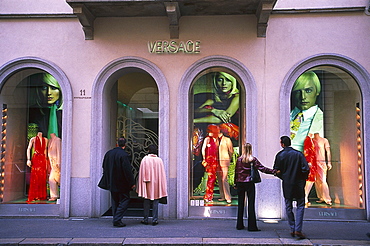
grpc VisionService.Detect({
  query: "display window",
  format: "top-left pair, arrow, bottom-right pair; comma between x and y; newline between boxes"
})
190,68 -> 242,207
290,66 -> 364,209
0,70 -> 62,204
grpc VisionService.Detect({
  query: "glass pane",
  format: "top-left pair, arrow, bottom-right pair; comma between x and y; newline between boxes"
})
191,70 -> 241,206
290,67 -> 364,209
0,71 -> 62,204
113,72 -> 159,216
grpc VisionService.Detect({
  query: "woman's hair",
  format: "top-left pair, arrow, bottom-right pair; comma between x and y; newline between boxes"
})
147,144 -> 158,155
30,73 -> 63,110
117,137 -> 127,147
213,72 -> 239,102
43,73 -> 63,110
240,142 -> 254,163
293,71 -> 321,95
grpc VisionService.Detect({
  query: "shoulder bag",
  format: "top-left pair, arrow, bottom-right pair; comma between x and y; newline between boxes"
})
250,163 -> 261,183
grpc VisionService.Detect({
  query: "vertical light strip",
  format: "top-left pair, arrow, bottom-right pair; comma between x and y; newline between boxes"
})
0,104 -> 7,203
356,103 -> 363,207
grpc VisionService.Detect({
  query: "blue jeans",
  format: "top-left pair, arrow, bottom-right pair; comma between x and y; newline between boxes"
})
111,191 -> 130,224
284,197 -> 305,232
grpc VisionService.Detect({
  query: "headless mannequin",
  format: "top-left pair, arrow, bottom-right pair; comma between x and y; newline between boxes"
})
48,133 -> 61,201
216,132 -> 233,203
313,133 -> 332,205
26,132 -> 48,202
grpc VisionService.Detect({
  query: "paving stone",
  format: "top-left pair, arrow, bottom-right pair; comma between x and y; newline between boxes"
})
123,237 -> 202,245
69,238 -> 125,245
0,238 -> 25,245
309,239 -> 370,246
203,237 -> 283,245
279,238 -> 312,246
19,238 -> 72,245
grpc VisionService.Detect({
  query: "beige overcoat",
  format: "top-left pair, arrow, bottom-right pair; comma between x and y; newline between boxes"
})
136,154 -> 168,200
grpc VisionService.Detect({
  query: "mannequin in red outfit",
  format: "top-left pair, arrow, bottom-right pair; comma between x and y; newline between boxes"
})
202,124 -> 220,203
26,132 -> 48,202
303,134 -> 317,206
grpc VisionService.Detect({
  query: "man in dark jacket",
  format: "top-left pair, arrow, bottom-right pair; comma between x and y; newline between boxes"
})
274,136 -> 309,239
99,137 -> 135,227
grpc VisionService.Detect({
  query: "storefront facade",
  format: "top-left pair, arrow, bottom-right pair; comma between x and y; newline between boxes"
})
0,0 -> 369,222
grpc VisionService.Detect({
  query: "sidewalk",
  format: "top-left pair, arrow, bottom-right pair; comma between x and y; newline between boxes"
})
0,217 -> 369,245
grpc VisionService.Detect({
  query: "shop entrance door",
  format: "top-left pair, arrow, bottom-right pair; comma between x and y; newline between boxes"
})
102,70 -> 159,217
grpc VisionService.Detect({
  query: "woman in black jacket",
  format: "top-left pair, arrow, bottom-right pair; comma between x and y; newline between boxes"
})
234,143 -> 276,231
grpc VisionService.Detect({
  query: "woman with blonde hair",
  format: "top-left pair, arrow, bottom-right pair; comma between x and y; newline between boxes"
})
29,73 -> 63,139
234,143 -> 276,231
194,71 -> 239,124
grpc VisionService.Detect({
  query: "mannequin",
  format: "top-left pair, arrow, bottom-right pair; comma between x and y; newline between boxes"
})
216,129 -> 233,203
303,134 -> 317,206
313,133 -> 332,205
201,124 -> 220,203
48,133 -> 61,201
26,132 -> 48,202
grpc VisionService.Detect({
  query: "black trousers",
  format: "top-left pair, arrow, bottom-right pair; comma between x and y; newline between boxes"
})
236,182 -> 258,230
111,191 -> 130,224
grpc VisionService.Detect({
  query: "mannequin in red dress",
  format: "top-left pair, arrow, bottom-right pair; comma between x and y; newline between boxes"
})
201,124 -> 220,203
27,132 -> 48,202
303,134 -> 317,206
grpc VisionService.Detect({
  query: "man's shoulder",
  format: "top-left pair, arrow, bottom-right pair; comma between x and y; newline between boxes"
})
105,147 -> 127,155
280,147 -> 302,156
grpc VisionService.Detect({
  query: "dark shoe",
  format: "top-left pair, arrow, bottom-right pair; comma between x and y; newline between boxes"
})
236,225 -> 245,230
248,228 -> 261,232
141,220 -> 148,225
290,232 -> 295,237
113,221 -> 126,227
152,221 -> 158,226
366,232 -> 370,238
294,231 -> 306,239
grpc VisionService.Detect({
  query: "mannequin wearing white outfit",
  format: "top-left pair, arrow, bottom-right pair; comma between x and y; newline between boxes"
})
216,132 -> 233,203
48,133 -> 61,201
313,133 -> 332,205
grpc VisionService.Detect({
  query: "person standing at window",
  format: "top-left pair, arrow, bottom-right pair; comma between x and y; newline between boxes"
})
274,136 -> 309,239
234,143 -> 275,231
98,137 -> 135,227
136,144 -> 167,226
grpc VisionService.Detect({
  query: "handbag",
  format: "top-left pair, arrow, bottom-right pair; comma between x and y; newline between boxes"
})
250,163 -> 261,183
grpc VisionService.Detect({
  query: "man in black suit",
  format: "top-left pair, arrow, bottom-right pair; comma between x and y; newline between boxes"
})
99,137 -> 135,227
274,136 -> 309,239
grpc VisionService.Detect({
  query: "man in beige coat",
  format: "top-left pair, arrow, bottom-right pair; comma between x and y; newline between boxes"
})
136,144 -> 167,225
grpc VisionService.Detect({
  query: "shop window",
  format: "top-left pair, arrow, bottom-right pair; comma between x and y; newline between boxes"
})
290,66 -> 363,209
190,68 -> 242,206
0,70 -> 62,204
